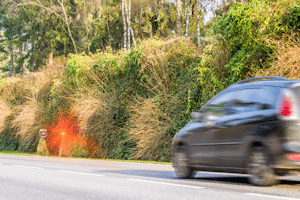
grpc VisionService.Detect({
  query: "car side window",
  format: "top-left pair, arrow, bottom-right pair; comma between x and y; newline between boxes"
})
235,87 -> 279,113
202,91 -> 236,116
255,87 -> 280,109
234,89 -> 258,113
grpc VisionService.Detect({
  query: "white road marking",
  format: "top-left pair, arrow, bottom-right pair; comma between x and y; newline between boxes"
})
59,170 -> 104,177
128,178 -> 205,189
245,193 -> 300,200
13,165 -> 42,169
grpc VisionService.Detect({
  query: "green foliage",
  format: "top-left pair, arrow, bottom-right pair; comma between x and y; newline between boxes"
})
17,134 -> 39,153
285,5 -> 300,37
0,127 -> 18,151
62,38 -> 205,161
2,0 -> 300,162
213,1 -> 294,82
69,141 -> 89,158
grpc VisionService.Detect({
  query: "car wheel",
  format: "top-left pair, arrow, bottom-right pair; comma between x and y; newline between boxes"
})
247,146 -> 279,186
173,147 -> 195,179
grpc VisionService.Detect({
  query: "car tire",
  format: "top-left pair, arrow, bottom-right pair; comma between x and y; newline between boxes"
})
247,146 -> 280,186
173,147 -> 195,179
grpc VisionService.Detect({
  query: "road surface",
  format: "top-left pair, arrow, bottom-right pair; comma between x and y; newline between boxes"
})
0,154 -> 299,200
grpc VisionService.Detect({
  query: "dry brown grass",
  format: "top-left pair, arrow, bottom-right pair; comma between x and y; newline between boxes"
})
0,100 -> 11,133
12,96 -> 39,137
127,97 -> 172,160
71,91 -> 109,133
206,37 -> 230,78
139,37 -> 202,96
0,58 -> 67,141
255,36 -> 300,79
70,71 -> 117,157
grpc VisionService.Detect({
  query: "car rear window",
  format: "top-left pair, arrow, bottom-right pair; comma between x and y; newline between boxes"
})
291,85 -> 300,103
234,87 -> 280,111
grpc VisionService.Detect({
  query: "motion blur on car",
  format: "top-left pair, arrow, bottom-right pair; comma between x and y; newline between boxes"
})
171,76 -> 300,186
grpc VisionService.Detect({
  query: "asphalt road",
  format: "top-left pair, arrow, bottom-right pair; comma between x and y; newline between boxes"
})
0,154 -> 300,200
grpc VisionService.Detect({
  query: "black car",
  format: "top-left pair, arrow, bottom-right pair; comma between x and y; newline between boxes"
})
171,76 -> 300,186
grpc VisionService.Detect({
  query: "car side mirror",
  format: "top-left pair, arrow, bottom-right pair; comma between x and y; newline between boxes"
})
191,111 -> 203,121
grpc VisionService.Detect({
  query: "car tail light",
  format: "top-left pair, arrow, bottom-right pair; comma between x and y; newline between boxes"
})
278,96 -> 294,117
277,89 -> 298,120
286,154 -> 300,161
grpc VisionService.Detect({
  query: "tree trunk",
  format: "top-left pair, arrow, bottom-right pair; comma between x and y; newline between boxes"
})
130,28 -> 136,48
19,45 -> 24,76
197,0 -> 200,47
30,40 -> 35,71
58,0 -> 78,54
176,0 -> 181,36
126,0 -> 131,51
212,0 -> 216,16
185,0 -> 190,37
10,48 -> 13,77
222,0 -> 226,14
122,0 -> 127,51
49,52 -> 53,66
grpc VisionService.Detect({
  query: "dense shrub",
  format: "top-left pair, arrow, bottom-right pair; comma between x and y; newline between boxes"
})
1,0 -> 300,161
214,0 -> 299,83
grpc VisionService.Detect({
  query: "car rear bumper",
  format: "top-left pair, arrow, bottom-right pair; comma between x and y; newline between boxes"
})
272,154 -> 300,171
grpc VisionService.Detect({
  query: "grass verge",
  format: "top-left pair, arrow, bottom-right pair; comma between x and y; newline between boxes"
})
0,151 -> 172,165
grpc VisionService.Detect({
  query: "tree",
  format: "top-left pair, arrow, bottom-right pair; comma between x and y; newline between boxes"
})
122,0 -> 135,51
0,0 -> 21,77
197,0 -> 201,47
122,0 -> 127,50
18,0 -> 79,54
185,0 -> 191,37
176,0 -> 181,35
73,0 -> 102,54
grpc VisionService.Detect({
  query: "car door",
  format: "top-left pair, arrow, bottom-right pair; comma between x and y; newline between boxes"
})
189,90 -> 235,167
215,87 -> 280,168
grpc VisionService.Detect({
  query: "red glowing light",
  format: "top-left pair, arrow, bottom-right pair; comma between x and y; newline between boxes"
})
286,154 -> 300,161
46,113 -> 86,156
278,96 -> 294,117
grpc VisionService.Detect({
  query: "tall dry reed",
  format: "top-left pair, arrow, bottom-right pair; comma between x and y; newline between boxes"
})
0,100 -> 11,133
255,36 -> 300,79
139,38 -> 202,96
127,97 -> 172,160
70,71 -> 117,157
3,58 -> 66,141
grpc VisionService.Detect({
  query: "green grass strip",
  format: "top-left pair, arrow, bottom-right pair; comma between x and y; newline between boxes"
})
0,151 -> 172,165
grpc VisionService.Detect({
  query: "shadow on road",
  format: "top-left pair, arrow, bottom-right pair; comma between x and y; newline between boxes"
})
93,169 -> 176,179
194,174 -> 250,186
92,169 -> 300,187
279,179 -> 300,186
194,173 -> 300,187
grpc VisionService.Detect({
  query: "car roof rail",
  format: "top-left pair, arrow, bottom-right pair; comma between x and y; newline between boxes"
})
232,76 -> 288,86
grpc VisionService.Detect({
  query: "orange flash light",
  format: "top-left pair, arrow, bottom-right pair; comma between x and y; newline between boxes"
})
46,113 -> 85,156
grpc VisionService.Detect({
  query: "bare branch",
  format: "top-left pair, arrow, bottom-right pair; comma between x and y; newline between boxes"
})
15,0 -> 78,54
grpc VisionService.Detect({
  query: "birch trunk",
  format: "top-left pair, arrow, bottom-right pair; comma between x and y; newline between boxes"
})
122,0 -> 127,51
58,0 -> 78,54
185,0 -> 190,37
9,48 -> 13,77
128,0 -> 136,48
176,0 -> 181,35
30,40 -> 35,71
212,0 -> 216,16
19,44 -> 24,76
197,0 -> 200,47
126,0 -> 131,51
130,28 -> 136,48
49,52 -> 53,66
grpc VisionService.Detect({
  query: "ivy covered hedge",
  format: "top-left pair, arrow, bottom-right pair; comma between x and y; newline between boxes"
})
0,0 -> 300,161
